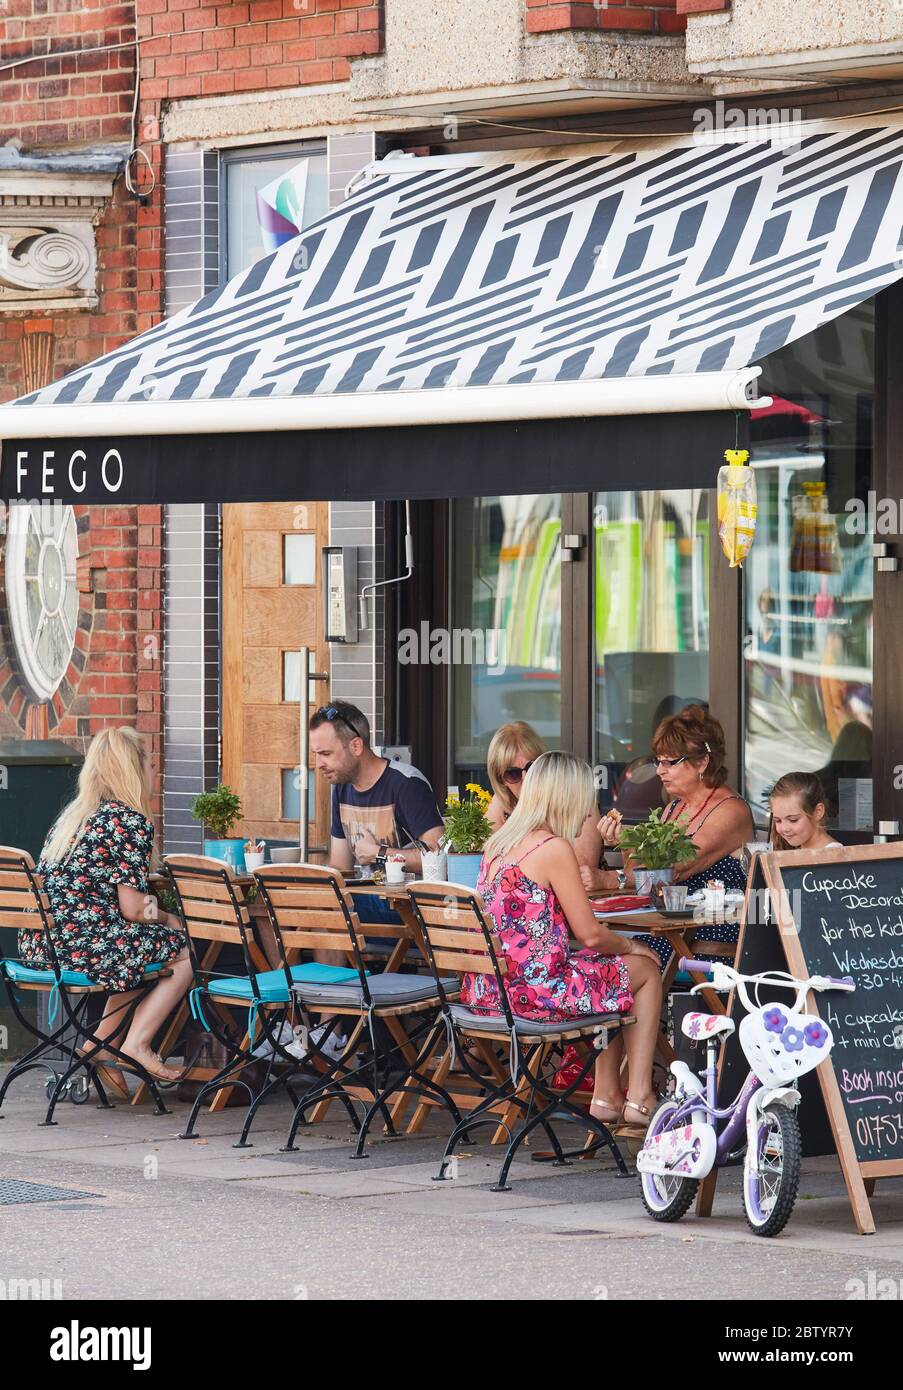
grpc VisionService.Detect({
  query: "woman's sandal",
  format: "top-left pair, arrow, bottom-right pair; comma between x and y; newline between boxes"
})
590,1097 -> 623,1124
76,1048 -> 131,1099
115,1050 -> 186,1086
617,1098 -> 654,1138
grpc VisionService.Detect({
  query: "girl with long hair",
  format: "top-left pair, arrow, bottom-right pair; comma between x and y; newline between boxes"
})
769,771 -> 842,852
23,727 -> 191,1084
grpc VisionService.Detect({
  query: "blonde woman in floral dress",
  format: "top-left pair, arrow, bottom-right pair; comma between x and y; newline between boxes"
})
461,751 -> 662,1132
27,728 -> 191,1085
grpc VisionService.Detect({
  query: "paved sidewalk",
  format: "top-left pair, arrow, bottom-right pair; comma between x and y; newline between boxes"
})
2,1066 -> 903,1300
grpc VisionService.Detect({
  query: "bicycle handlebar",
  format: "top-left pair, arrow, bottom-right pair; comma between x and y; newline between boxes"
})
678,960 -> 856,994
678,958 -> 715,976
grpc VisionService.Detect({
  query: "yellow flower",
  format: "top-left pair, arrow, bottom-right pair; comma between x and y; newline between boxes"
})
446,794 -> 460,807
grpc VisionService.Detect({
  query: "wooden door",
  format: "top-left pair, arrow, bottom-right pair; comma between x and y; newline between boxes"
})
222,502 -> 330,854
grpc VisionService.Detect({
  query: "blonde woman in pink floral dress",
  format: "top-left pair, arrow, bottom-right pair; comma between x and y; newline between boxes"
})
461,751 -> 662,1132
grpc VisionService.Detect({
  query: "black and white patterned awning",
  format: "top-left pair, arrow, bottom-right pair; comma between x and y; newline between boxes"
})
2,122 -> 902,502
9,122 -> 903,407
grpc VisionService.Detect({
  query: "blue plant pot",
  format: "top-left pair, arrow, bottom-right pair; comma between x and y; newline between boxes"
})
446,853 -> 483,890
203,838 -> 246,873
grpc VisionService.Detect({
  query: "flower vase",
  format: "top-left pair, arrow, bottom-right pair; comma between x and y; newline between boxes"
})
445,852 -> 483,891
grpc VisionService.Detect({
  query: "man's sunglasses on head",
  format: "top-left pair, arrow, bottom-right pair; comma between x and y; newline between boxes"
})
317,705 -> 363,740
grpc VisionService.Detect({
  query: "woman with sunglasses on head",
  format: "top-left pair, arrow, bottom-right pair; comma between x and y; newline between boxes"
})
596,706 -> 754,969
486,722 -> 603,873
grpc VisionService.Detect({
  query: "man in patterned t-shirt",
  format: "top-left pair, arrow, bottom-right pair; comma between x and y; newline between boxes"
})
310,704 -> 444,931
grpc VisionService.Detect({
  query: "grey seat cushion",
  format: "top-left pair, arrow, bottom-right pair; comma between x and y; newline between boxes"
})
293,972 -> 457,1008
450,1004 -> 623,1036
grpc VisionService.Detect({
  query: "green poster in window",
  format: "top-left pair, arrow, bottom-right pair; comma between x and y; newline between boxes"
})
595,519 -> 642,654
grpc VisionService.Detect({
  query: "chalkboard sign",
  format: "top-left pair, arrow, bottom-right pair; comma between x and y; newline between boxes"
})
697,845 -> 903,1234
774,854 -> 903,1166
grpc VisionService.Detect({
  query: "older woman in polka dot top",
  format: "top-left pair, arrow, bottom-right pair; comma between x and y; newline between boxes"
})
595,706 -> 754,970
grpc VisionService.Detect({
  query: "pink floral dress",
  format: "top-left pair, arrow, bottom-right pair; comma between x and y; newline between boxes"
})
460,837 -> 634,1022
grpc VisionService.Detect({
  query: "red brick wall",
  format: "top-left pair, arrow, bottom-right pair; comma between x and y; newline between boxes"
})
0,0 -> 136,149
0,7 -> 164,815
677,0 -> 729,12
0,504 -> 165,818
0,1 -> 384,829
137,0 -> 384,101
525,0 -> 686,35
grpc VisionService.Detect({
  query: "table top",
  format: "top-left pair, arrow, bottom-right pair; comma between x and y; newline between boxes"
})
150,870 -> 416,898
602,911 -> 700,931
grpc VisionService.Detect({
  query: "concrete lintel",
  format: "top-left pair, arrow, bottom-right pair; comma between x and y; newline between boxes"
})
688,42 -> 903,79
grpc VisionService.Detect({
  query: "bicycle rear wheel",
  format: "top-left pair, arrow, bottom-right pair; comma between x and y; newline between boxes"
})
743,1103 -> 801,1237
639,1099 -> 698,1222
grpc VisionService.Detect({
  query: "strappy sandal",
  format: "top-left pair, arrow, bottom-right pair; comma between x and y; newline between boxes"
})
76,1049 -> 131,1099
116,1050 -> 186,1086
617,1098 -> 654,1138
590,1097 -> 623,1124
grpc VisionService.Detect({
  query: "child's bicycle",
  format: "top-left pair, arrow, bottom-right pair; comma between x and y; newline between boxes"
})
637,958 -> 855,1236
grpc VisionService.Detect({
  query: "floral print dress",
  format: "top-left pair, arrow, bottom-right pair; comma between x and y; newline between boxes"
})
460,837 -> 634,1022
22,800 -> 185,992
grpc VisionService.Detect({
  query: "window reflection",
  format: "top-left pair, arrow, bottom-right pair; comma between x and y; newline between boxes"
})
745,301 -> 874,830
450,495 -> 561,784
594,490 -> 709,815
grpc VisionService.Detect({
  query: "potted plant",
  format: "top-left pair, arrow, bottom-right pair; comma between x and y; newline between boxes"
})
617,807 -> 696,897
192,784 -> 245,872
443,783 -> 493,890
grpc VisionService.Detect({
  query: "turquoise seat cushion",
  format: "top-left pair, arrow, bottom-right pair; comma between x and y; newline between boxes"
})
2,959 -> 167,988
209,962 -> 360,1004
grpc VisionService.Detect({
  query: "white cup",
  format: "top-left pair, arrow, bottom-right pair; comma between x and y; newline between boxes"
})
385,856 -> 406,884
244,852 -> 265,873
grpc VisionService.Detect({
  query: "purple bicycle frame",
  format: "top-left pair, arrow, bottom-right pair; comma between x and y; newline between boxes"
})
667,1045 -> 762,1165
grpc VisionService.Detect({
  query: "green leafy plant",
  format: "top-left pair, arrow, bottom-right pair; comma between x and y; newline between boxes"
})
443,783 -> 493,854
191,784 -> 243,840
618,807 -> 697,870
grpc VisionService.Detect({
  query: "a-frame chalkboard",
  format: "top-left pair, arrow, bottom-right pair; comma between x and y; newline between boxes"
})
697,844 -> 903,1235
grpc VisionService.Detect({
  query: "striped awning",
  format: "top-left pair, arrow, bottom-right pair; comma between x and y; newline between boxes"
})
2,119 -> 902,501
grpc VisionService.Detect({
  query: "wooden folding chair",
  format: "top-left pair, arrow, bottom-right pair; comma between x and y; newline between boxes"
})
0,845 -> 174,1123
407,880 -> 635,1191
253,863 -> 466,1159
167,853 -> 340,1144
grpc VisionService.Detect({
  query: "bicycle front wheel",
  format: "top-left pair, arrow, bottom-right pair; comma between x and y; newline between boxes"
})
639,1099 -> 698,1222
743,1103 -> 801,1237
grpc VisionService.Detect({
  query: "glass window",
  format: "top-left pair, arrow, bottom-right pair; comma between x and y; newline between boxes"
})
282,652 -> 318,704
744,301 -> 874,831
450,495 -> 562,786
281,768 -> 316,823
283,533 -> 316,585
593,490 -> 709,815
224,147 -> 328,280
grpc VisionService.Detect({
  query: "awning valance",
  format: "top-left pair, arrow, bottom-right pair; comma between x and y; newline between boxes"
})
3,119 -> 902,502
